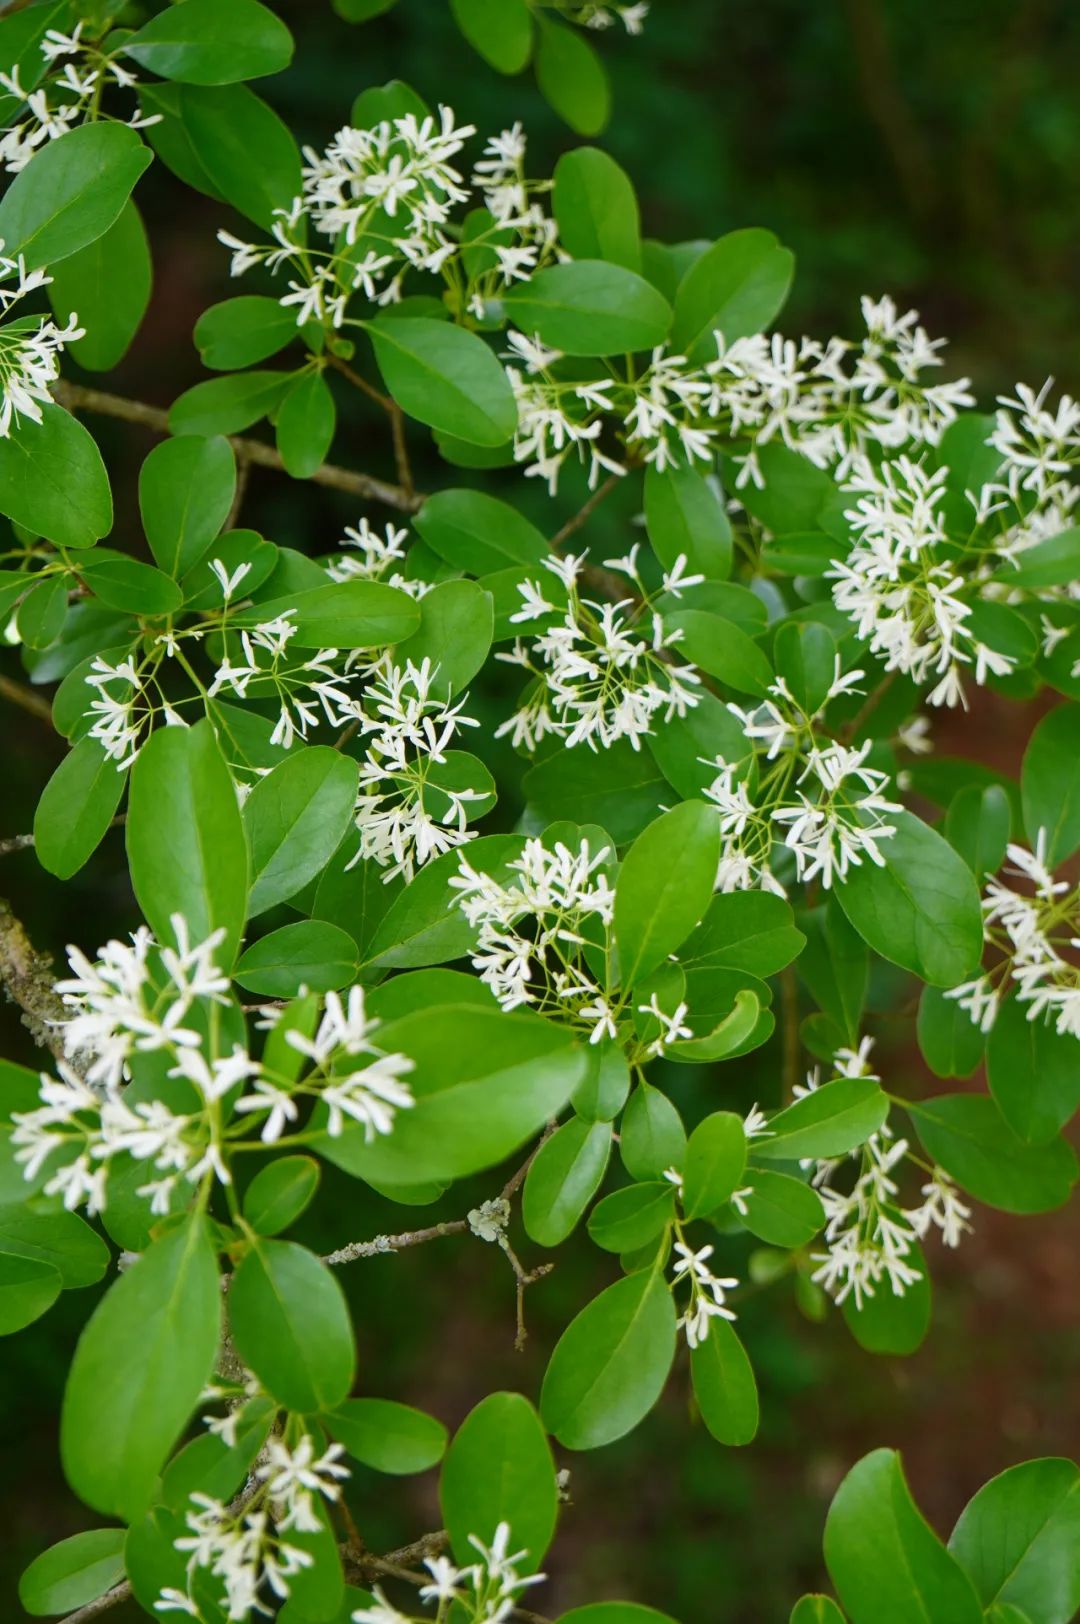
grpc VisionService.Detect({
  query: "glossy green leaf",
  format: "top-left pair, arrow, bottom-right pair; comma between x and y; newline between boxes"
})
0,404 -> 111,548
504,261 -> 672,356
33,736 -> 125,880
195,295 -> 300,369
671,227 -> 795,361
1021,704 -> 1080,864
47,200 -> 152,371
790,1600 -> 846,1624
229,1238 -> 355,1414
0,121 -> 152,268
326,1397 -> 447,1475
61,1215 -> 220,1521
841,1242 -> 932,1356
644,464 -> 732,581
394,577 -> 494,696
739,1169 -> 824,1248
449,0 -> 532,73
682,891 -> 805,979
986,996 -> 1080,1144
244,747 -> 359,916
916,985 -> 984,1080
949,1458 -> 1080,1624
244,579 -> 421,649
173,83 -> 301,229
414,489 -> 548,574
139,434 -> 236,578
682,1112 -> 746,1219
168,370 -> 293,436
553,147 -> 641,271
907,1094 -> 1077,1214
523,1118 -> 612,1247
615,800 -> 719,987
242,1155 -> 321,1236
0,1204 -> 108,1289
0,1251 -> 61,1334
534,17 -> 610,135
541,1265 -> 676,1449
124,0 -> 294,85
440,1392 -> 557,1570
587,1182 -> 674,1253
690,1319 -> 759,1446
753,1077 -> 887,1163
369,317 -> 517,446
620,1083 -> 686,1182
235,920 -> 358,997
277,370 -> 336,478
19,1529 -> 126,1618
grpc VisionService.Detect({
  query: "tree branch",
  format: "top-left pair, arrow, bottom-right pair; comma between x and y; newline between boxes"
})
0,898 -> 70,1061
58,1581 -> 131,1623
323,1217 -> 470,1266
52,380 -> 423,516
0,673 -> 54,725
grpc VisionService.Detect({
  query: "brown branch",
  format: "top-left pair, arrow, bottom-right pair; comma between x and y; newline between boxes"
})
323,1217 -> 470,1266
225,449 -> 252,533
326,354 -> 414,500
52,380 -> 423,516
550,472 -> 622,551
0,898 -> 70,1061
0,673 -> 54,725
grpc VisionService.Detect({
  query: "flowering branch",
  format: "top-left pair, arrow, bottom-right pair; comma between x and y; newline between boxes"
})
51,381 -> 423,515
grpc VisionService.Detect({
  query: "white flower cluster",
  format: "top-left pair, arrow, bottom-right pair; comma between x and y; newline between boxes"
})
0,22 -> 160,174
947,832 -> 1080,1040
326,516 -> 426,596
703,665 -> 900,894
496,549 -> 702,753
580,2 -> 650,32
354,1522 -> 544,1624
349,656 -> 484,882
451,837 -> 619,1042
0,244 -> 83,437
11,924 -> 414,1215
505,293 -> 973,493
805,1039 -> 971,1309
830,456 -> 1015,709
670,1238 -> 739,1348
218,112 -> 557,327
157,1434 -> 350,1620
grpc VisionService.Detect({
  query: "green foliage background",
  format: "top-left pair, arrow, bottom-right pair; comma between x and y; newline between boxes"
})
2,1 -> 1078,1617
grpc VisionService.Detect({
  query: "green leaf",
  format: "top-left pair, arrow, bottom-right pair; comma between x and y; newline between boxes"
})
587,1182 -> 674,1253
790,1600 -> 846,1624
524,741 -> 667,845
124,0 -> 294,84
33,736 -> 125,879
662,608 -> 773,695
824,1449 -> 982,1624
999,526 -> 1080,588
572,1040 -> 631,1123
614,800 -> 719,987
0,121 -> 152,268
449,0 -> 532,73
0,1204 -> 109,1288
620,1083 -> 686,1182
690,1319 -> 759,1446
315,1006 -> 586,1186
553,147 -> 641,272
944,783 -> 1011,878
229,1238 -> 355,1413
440,1392 -> 557,1571
644,464 -> 732,581
557,1610 -> 678,1624
17,575 -> 67,649
948,1458 -> 1080,1624
326,1397 -> 447,1475
798,901 -> 868,1046
916,985 -> 984,1080
842,1242 -> 931,1356
0,1251 -> 61,1334
907,1094 -> 1077,1214
139,435 -> 236,577
46,200 -> 152,371
0,404 -> 111,548
368,317 -> 517,447
183,529 -> 278,611
1021,704 -> 1080,864
243,747 -> 359,916
738,1169 -> 824,1248
541,1266 -> 676,1449
737,441 -> 839,535
364,834 -> 524,969
244,579 -> 421,649
168,370 -> 293,436
836,811 -> 983,987
682,891 -> 805,978
79,551 -> 183,616
682,1112 -> 746,1219
534,17 -> 610,135
242,1155 -> 321,1236
774,622 -> 838,715
523,1118 -> 612,1247
195,295 -> 299,369
986,997 -> 1080,1144
19,1529 -> 126,1618
126,718 -> 249,966
671,228 -> 795,361
414,489 -> 548,574
172,82 -> 301,228
394,577 -> 494,696
61,1215 -> 220,1522
753,1077 -> 888,1162
235,921 -> 358,997
277,370 -> 336,478
504,261 -> 671,356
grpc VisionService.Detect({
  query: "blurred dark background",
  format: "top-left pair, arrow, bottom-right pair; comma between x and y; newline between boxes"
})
2,0 -> 1079,1617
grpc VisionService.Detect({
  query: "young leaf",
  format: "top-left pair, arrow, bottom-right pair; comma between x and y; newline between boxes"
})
541,1265 -> 676,1449
368,317 -> 517,446
124,0 -> 294,85
753,1077 -> 887,1163
33,736 -> 125,879
139,435 -> 237,577
0,121 -> 152,268
243,747 -> 359,916
326,1397 -> 447,1475
60,1215 -> 220,1522
948,1458 -> 1080,1623
228,1238 -> 355,1413
242,1154 -> 321,1236
670,228 -> 795,361
126,718 -> 250,966
690,1319 -> 759,1446
614,800 -> 719,987
553,147 -> 641,271
18,1529 -> 126,1618
682,1112 -> 746,1220
835,811 -> 983,987
0,404 -> 112,548
790,1601 -> 846,1624
523,1118 -> 612,1247
440,1392 -> 558,1571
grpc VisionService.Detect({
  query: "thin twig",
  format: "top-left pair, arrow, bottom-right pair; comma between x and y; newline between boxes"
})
0,673 -> 54,724
327,353 -> 392,410
323,1218 -> 469,1267
58,1581 -> 132,1623
549,472 -> 621,551
327,354 -> 414,500
0,898 -> 71,1061
53,380 -> 423,515
225,450 -> 252,532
